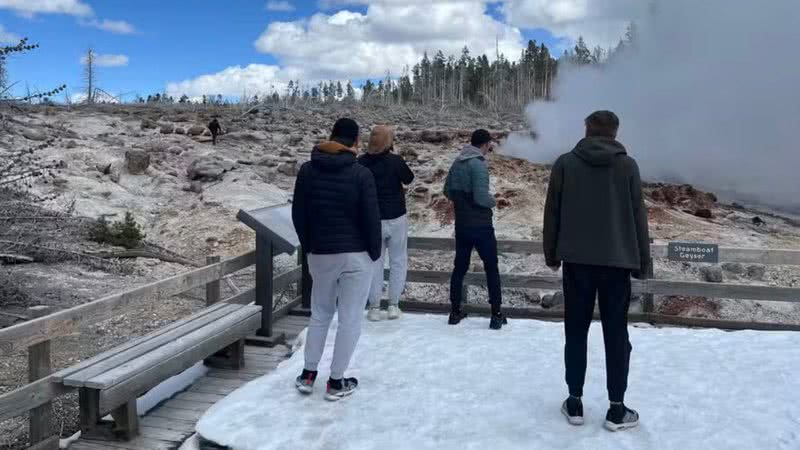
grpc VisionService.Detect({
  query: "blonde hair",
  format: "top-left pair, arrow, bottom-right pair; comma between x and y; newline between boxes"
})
367,125 -> 395,154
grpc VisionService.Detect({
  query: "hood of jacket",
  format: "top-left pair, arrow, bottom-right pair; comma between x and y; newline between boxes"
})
312,141 -> 358,171
457,144 -> 485,162
571,137 -> 627,167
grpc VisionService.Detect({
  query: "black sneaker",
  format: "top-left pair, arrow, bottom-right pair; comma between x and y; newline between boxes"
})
561,396 -> 584,426
448,310 -> 468,325
295,369 -> 317,395
489,313 -> 508,330
605,403 -> 639,431
325,377 -> 358,401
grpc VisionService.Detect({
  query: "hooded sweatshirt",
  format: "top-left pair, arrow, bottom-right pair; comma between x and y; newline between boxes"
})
444,145 -> 496,227
358,150 -> 414,220
292,141 -> 382,261
543,137 -> 650,274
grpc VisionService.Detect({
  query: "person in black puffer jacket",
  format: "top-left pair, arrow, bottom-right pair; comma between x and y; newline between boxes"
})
358,125 -> 415,321
291,118 -> 381,400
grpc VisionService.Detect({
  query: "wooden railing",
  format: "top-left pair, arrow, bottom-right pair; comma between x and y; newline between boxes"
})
0,250 -> 303,449
401,237 -> 800,329
3,235 -> 800,448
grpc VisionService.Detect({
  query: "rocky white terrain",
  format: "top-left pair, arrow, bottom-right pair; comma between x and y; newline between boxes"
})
1,103 -> 800,447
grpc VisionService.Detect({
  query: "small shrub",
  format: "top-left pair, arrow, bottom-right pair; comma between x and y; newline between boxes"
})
90,212 -> 146,249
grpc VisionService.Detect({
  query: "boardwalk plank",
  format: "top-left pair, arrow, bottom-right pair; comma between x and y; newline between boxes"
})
140,416 -> 196,432
69,437 -> 176,450
206,370 -> 260,381
139,425 -> 194,442
149,406 -> 205,422
162,398 -> 214,412
174,392 -> 226,403
188,380 -> 240,395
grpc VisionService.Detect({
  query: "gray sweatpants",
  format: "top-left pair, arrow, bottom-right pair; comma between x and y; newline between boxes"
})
304,252 -> 373,380
368,214 -> 409,307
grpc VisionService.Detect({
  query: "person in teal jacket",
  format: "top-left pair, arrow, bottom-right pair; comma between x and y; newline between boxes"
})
444,129 -> 506,330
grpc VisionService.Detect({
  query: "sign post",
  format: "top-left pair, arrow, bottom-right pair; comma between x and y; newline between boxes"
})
237,203 -> 300,345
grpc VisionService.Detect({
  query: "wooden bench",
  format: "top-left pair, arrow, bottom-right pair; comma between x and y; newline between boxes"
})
51,302 -> 261,441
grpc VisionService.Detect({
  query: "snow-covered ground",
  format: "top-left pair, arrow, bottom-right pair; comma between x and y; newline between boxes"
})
196,315 -> 800,450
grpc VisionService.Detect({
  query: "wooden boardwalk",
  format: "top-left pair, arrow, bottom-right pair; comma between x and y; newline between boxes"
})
70,314 -> 310,450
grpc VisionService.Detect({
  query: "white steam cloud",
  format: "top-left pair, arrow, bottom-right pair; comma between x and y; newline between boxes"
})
506,0 -> 800,209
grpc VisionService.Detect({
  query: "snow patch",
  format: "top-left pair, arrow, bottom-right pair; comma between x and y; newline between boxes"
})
178,433 -> 200,450
137,362 -> 208,416
197,315 -> 800,450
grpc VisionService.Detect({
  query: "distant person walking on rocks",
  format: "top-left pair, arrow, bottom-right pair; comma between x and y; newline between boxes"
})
543,110 -> 650,431
444,129 -> 506,330
208,118 -> 222,145
358,125 -> 415,322
292,118 -> 381,401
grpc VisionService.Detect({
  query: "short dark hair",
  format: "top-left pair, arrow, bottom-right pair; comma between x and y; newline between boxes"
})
585,110 -> 619,138
330,118 -> 359,147
471,129 -> 493,147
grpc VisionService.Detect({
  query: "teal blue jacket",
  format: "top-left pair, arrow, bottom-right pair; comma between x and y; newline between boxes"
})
444,145 -> 495,226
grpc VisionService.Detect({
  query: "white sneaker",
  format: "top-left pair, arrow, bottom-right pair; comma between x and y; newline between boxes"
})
387,305 -> 402,320
367,308 -> 382,321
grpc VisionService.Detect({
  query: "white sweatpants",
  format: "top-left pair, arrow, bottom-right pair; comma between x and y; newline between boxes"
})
304,252 -> 373,380
368,214 -> 409,308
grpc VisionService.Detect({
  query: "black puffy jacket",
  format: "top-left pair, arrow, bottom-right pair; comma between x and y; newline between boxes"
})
357,151 -> 415,220
292,141 -> 382,261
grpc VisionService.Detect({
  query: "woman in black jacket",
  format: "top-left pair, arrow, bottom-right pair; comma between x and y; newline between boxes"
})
358,125 -> 415,321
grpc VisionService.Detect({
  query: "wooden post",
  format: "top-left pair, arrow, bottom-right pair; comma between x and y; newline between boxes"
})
110,399 -> 139,440
205,255 -> 221,307
27,306 -> 56,450
79,388 -> 101,437
256,236 -> 274,337
299,248 -> 312,310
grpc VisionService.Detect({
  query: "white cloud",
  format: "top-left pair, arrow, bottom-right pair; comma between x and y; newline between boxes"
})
0,0 -> 93,17
254,1 -> 524,80
81,53 -> 129,68
0,0 -> 135,35
165,64 -> 292,97
501,0 -> 647,49
0,24 -> 20,43
266,1 -> 295,12
82,19 -> 136,34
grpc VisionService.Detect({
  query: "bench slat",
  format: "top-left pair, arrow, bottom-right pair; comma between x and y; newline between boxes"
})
88,305 -> 259,389
98,309 -> 261,412
62,303 -> 243,387
53,302 -> 231,383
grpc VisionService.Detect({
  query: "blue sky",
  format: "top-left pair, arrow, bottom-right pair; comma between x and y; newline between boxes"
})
0,1 -> 626,101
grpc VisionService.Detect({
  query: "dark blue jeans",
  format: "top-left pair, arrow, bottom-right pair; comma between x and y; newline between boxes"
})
449,226 -> 502,310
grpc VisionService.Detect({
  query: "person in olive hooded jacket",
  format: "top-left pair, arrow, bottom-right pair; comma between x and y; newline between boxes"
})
543,110 -> 650,432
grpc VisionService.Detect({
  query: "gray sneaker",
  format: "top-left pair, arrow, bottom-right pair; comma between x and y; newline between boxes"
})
325,377 -> 358,401
605,403 -> 639,431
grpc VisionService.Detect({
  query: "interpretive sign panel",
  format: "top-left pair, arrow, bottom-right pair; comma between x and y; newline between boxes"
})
237,203 -> 299,255
667,242 -> 719,263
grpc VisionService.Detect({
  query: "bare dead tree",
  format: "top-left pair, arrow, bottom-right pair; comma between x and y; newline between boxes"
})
83,48 -> 96,104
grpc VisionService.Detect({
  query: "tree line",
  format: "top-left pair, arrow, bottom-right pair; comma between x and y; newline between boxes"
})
271,25 -> 635,110
1,25 -> 636,109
